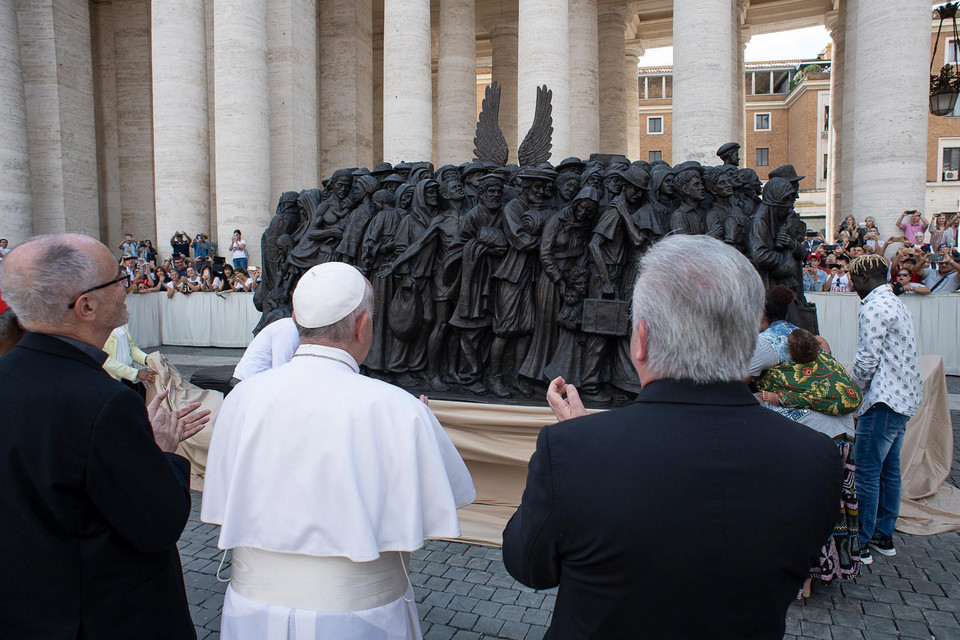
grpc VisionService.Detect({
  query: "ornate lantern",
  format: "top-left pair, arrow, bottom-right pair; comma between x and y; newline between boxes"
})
931,3 -> 960,116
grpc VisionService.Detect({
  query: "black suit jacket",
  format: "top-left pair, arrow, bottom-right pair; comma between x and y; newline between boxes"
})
0,332 -> 196,639
503,379 -> 842,640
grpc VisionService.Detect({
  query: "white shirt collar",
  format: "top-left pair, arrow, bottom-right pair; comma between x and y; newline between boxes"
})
293,343 -> 360,373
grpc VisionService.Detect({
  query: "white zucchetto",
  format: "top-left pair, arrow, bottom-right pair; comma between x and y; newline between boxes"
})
292,262 -> 366,328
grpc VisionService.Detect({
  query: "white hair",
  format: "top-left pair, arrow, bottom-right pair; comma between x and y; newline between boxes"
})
0,236 -> 101,326
630,235 -> 764,383
296,281 -> 374,344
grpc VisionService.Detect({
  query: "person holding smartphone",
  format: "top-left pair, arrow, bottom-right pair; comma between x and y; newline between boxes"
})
914,249 -> 960,293
230,229 -> 248,270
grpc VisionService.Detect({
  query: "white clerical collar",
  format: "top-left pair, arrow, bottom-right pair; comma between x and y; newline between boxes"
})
293,343 -> 360,373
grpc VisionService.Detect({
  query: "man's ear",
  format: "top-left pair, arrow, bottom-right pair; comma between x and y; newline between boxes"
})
632,320 -> 648,367
355,311 -> 372,341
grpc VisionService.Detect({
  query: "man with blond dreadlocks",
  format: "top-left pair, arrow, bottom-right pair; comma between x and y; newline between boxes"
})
846,254 -> 922,565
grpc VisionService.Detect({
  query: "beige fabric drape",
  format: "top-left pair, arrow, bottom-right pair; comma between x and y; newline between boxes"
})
144,352 -> 223,490
138,353 -> 958,544
897,356 -> 960,534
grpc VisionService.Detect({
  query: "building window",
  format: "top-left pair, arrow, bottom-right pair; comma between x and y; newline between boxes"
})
756,148 -> 769,167
649,150 -> 662,162
755,113 -> 771,131
947,38 -> 960,64
943,148 -> 960,181
823,154 -> 829,180
823,105 -> 830,132
647,117 -> 663,134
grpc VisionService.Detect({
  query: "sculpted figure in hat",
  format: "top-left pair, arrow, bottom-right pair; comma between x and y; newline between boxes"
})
486,169 -> 557,398
737,168 -> 763,217
449,172 -> 509,394
717,142 -> 741,167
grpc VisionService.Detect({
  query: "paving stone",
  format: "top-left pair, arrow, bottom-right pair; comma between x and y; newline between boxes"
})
913,579 -> 947,596
891,603 -> 928,622
869,586 -> 904,604
473,615 -> 504,635
449,611 -> 478,630
922,609 -> 959,628
491,587 -> 519,604
467,584 -> 496,600
464,570 -> 491,584
830,609 -> 865,628
930,626 -> 960,640
900,591 -> 935,609
495,604 -> 526,622
448,595 -> 479,613
861,601 -> 892,618
798,620 -> 832,639
800,605 -> 832,624
425,608 -> 455,625
423,625 -> 456,640
499,621 -> 531,640
471,600 -> 501,617
424,592 -> 454,608
450,631 -> 479,640
517,592 -> 545,608
525,626 -> 548,640
862,614 -> 899,635
828,627 -> 865,640
521,609 -> 551,626
896,619 -> 933,638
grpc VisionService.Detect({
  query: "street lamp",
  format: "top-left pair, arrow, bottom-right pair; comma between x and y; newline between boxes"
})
931,3 -> 960,116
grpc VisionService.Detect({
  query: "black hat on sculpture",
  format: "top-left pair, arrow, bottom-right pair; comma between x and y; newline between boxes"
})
716,142 -> 740,159
673,160 -> 704,174
371,162 -> 394,177
768,164 -> 805,183
618,165 -> 650,189
556,156 -> 585,172
460,161 -> 485,177
381,173 -> 405,185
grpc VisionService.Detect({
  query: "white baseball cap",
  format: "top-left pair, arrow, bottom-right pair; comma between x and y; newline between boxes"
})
292,262 -> 367,328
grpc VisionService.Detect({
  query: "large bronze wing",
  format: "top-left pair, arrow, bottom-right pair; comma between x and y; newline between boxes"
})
517,85 -> 553,167
473,82 -> 509,165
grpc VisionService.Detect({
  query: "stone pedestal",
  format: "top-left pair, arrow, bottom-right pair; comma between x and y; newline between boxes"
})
568,0 -> 599,159
518,0 -> 569,161
0,0 -> 33,244
214,0 -> 271,266
152,0 -> 209,255
489,21 -> 518,163
672,0 -> 739,164
318,0 -> 372,178
437,0 -> 476,165
383,0 -> 432,163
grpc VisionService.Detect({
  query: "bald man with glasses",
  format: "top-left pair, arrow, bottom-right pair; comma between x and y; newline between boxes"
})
0,234 -> 209,639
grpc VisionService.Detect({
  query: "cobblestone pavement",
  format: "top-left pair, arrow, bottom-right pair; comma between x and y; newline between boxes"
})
172,348 -> 960,639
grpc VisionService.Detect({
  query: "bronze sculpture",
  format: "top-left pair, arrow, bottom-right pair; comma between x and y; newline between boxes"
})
251,87 -> 821,406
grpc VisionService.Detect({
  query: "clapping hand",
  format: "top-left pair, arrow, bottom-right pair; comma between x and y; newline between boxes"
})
546,376 -> 587,422
146,391 -> 211,453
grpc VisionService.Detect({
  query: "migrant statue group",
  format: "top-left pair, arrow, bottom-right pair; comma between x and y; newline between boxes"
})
254,84 -> 817,405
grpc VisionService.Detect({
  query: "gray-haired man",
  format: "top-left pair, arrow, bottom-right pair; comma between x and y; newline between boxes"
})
503,235 -> 842,640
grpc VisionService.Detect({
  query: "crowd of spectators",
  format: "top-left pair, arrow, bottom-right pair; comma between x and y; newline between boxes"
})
116,229 -> 259,299
802,210 -> 960,295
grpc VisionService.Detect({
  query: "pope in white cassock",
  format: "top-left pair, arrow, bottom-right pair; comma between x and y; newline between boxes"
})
201,262 -> 476,640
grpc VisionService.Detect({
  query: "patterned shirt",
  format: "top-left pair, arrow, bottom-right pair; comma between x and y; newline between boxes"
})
853,284 -> 922,417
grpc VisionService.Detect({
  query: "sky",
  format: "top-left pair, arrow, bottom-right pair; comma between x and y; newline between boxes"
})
637,25 -> 832,68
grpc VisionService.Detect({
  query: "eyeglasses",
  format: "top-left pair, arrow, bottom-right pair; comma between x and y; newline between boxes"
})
67,270 -> 130,309
898,272 -> 911,277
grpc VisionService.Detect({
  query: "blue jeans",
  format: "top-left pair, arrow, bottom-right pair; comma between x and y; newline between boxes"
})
233,257 -> 248,271
855,402 -> 909,545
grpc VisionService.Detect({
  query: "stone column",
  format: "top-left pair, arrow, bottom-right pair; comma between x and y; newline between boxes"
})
214,0 -> 271,266
847,0 -> 927,242
437,0 -> 476,165
598,0 -> 627,155
318,0 -> 372,177
624,45 -> 642,160
17,0 -> 100,238
488,21 -> 518,163
152,0 -> 210,253
383,0 -> 432,163
518,0 -> 569,161
372,33 -> 384,165
90,1 -> 122,247
825,10 -> 844,239
1,0 -> 33,244
568,0 -> 599,158
672,0 -> 739,164
270,0 -> 319,201
839,0 -> 858,241
112,0 -> 156,245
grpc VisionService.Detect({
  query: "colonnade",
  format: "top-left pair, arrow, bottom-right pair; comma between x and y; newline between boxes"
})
0,0 -> 935,261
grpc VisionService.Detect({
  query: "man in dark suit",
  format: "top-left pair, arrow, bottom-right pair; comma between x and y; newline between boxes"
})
0,234 -> 209,639
503,235 -> 842,640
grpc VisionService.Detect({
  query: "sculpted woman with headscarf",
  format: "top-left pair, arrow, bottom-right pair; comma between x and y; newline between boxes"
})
520,187 -> 599,384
